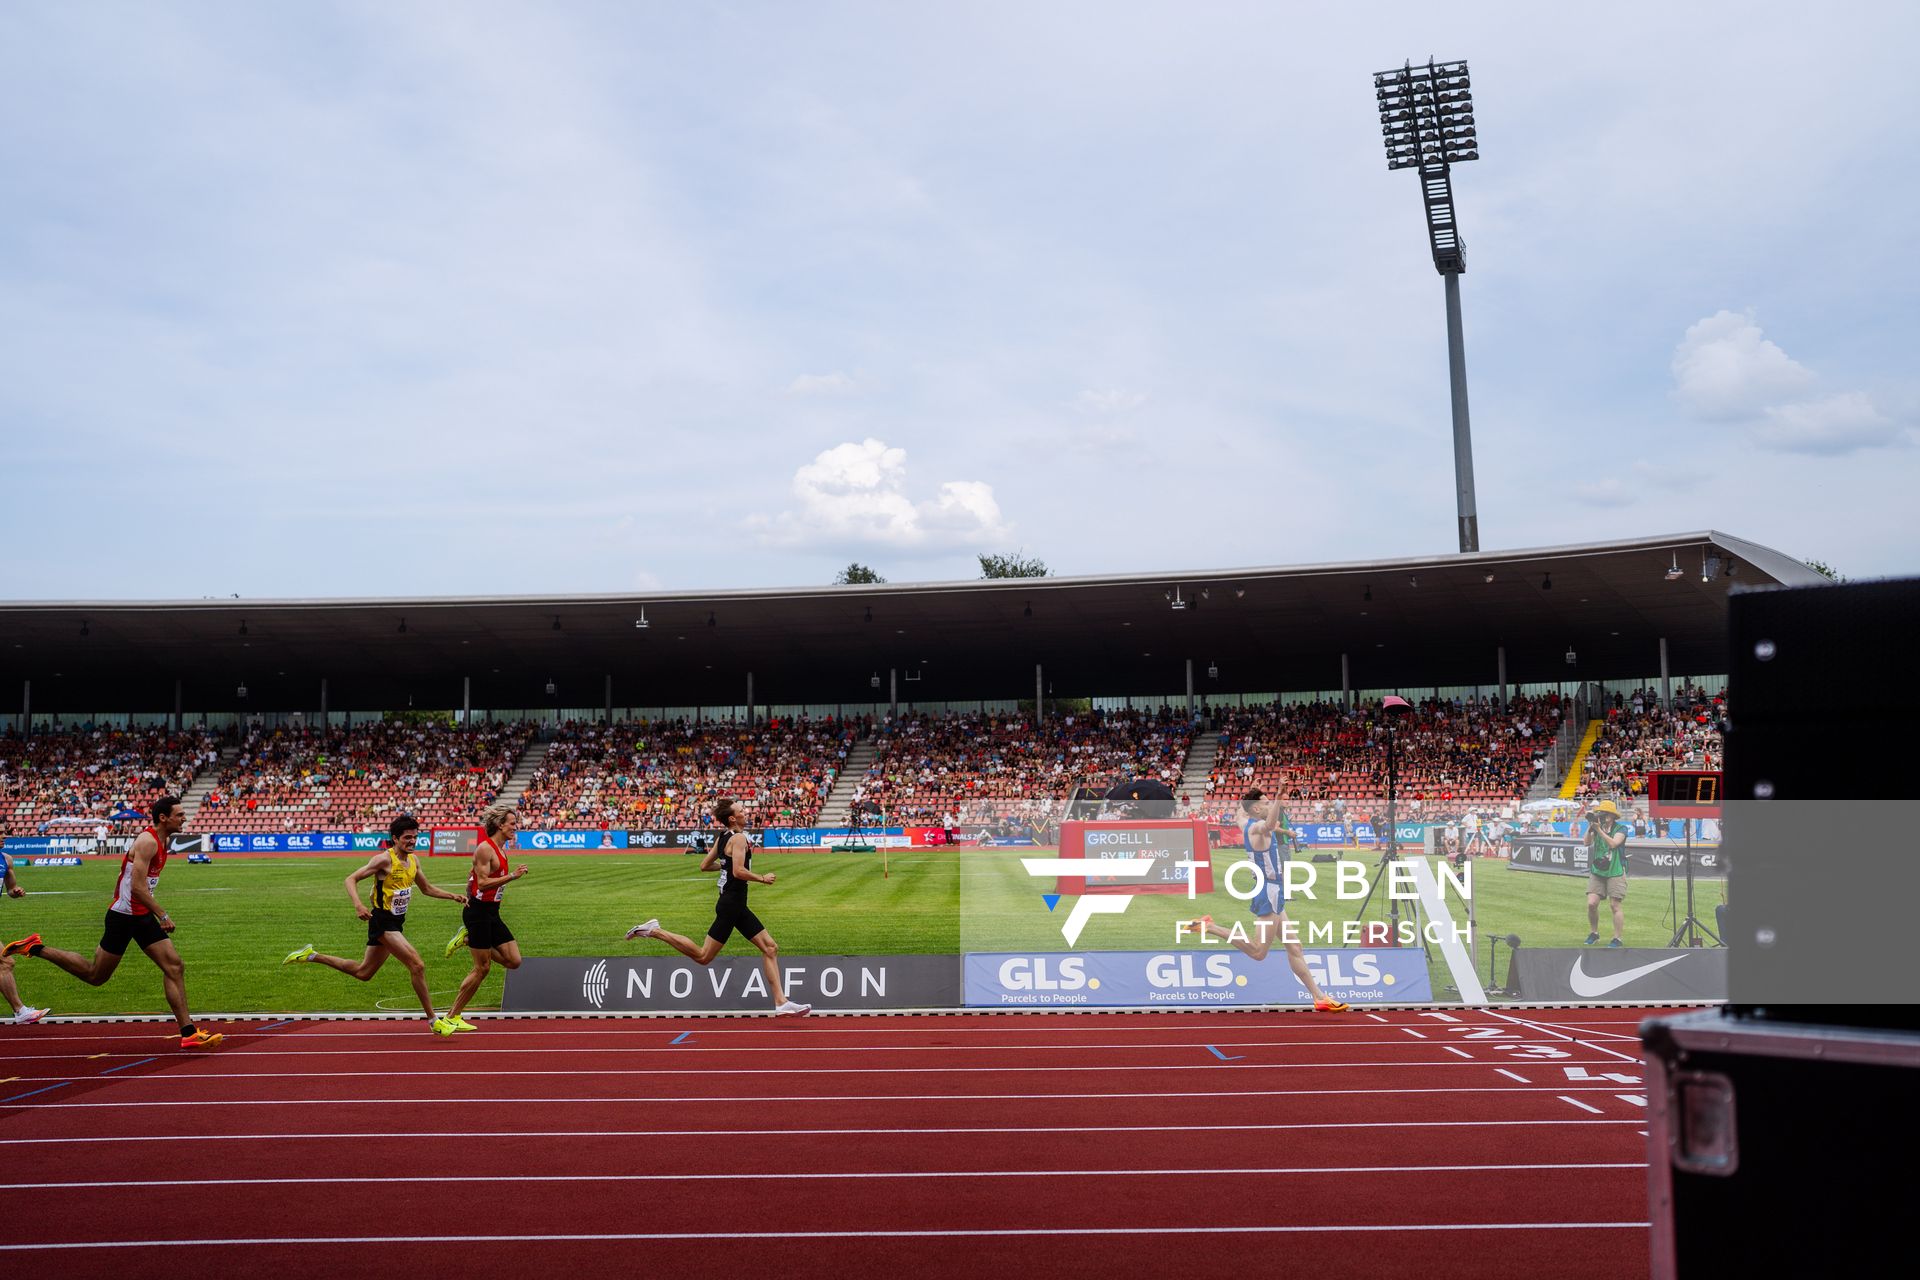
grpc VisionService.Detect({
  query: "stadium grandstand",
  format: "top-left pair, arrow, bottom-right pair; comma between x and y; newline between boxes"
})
0,532 -> 1809,839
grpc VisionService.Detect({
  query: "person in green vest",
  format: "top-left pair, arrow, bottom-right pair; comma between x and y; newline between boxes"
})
1584,799 -> 1629,948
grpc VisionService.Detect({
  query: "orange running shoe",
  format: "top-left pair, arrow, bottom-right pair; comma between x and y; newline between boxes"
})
1,933 -> 40,958
1313,998 -> 1351,1013
179,1030 -> 224,1050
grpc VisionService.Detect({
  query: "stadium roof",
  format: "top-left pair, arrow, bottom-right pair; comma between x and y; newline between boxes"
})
0,531 -> 1825,714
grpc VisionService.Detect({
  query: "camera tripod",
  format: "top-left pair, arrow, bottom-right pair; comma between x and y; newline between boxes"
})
1667,818 -> 1721,947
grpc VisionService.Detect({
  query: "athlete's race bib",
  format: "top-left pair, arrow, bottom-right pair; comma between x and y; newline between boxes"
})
388,887 -> 413,917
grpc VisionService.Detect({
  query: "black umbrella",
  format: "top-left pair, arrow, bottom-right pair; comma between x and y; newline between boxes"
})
1102,777 -> 1177,818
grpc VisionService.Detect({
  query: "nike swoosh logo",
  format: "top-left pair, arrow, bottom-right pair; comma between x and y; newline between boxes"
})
1568,953 -> 1689,998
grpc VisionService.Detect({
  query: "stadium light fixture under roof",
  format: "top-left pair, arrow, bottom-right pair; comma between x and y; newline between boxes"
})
1373,56 -> 1482,554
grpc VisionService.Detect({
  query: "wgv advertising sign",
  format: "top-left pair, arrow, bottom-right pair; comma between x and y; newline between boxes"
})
964,948 -> 1432,1007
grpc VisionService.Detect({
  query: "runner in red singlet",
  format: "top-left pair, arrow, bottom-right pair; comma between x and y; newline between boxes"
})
443,803 -> 528,1031
2,796 -> 223,1049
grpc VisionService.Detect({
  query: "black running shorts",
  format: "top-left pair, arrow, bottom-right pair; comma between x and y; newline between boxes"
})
367,908 -> 407,947
706,896 -> 765,945
100,909 -> 169,956
462,901 -> 515,951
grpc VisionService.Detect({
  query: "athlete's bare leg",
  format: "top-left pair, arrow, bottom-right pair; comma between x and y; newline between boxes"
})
140,939 -> 193,1028
488,940 -> 522,970
311,945 -> 389,981
1189,914 -> 1338,1004
449,952 -> 490,1020
746,929 -> 787,1007
31,943 -> 123,987
644,926 -> 724,965
0,955 -> 24,1014
377,933 -> 436,1019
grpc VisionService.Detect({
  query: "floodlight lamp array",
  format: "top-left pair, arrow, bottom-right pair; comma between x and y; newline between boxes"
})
1374,59 -> 1479,171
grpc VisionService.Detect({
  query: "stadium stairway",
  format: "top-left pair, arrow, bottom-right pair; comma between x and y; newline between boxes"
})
497,740 -> 550,810
177,744 -> 236,826
814,736 -> 879,827
1178,730 -> 1222,804
1555,719 -> 1606,798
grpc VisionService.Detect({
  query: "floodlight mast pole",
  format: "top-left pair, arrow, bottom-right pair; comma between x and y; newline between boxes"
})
1376,58 -> 1482,553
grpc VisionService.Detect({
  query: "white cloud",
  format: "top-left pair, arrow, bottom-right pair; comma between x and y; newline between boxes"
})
1753,392 -> 1905,454
1671,310 -> 1813,419
787,371 -> 857,396
1075,387 -> 1147,414
756,438 -> 1008,550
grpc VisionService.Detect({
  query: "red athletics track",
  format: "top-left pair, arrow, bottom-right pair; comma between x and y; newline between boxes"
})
0,1007 -> 1672,1279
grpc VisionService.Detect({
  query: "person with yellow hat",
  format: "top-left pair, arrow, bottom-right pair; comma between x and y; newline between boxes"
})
1584,799 -> 1629,947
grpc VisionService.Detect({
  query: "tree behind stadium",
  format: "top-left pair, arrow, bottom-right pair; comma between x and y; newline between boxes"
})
978,552 -> 1050,579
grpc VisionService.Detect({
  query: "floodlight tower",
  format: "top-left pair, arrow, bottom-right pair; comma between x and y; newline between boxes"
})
1375,58 -> 1482,553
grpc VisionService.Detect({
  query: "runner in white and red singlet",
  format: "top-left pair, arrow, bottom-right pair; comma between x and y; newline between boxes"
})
443,803 -> 528,1031
2,796 -> 224,1049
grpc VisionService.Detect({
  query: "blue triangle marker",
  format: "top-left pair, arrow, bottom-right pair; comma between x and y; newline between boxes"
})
1042,894 -> 1061,912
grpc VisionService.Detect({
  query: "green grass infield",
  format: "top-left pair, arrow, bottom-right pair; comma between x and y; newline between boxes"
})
0,848 -> 1713,1016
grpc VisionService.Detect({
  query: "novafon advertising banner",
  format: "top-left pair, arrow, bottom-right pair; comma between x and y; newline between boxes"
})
963,949 -> 1432,1008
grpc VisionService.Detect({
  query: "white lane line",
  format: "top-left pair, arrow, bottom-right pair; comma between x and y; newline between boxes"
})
1616,1095 -> 1647,1107
0,1018 -> 1531,1043
0,1083 -> 1649,1110
0,1118 -> 1651,1146
0,1162 -> 1648,1191
0,1222 -> 1659,1250
1401,1029 -> 1428,1039
0,1037 -> 1530,1061
1487,1011 -> 1643,1066
1,1059 -> 1639,1085
1558,1096 -> 1604,1115
1443,1048 -> 1473,1059
1496,1069 -> 1530,1084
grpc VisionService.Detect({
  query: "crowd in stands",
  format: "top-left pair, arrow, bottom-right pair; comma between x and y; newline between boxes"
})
191,721 -> 531,833
1207,696 -> 1566,824
1573,685 -> 1726,799
516,717 -> 853,829
853,708 -> 1194,823
0,728 -> 220,837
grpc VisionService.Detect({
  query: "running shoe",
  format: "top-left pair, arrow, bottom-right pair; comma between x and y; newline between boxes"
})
1584,932 -> 1600,945
623,917 -> 660,941
179,1030 -> 225,1050
1313,998 -> 1352,1013
1,933 -> 40,958
11,1007 -> 48,1025
773,1001 -> 813,1017
449,1015 -> 478,1032
1607,938 -> 1624,949
431,1017 -> 458,1037
443,926 -> 468,957
282,943 -> 317,965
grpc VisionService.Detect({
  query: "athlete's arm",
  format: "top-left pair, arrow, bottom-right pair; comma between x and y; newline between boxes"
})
471,848 -> 528,891
126,836 -> 171,930
3,863 -> 20,898
733,835 -> 776,885
345,853 -> 388,921
413,866 -> 467,904
698,841 -> 723,872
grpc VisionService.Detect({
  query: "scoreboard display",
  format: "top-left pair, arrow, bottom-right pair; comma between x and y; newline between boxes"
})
1647,771 -> 1723,820
429,826 -> 484,857
1056,820 -> 1214,896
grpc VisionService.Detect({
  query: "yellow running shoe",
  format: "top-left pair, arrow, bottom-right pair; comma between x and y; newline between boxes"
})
431,1017 -> 457,1037
1313,998 -> 1352,1013
282,943 -> 317,965
443,926 -> 468,958
179,1030 -> 225,1050
449,1015 -> 478,1032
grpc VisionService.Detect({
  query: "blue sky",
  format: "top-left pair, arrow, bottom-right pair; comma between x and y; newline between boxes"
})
2,1 -> 1915,598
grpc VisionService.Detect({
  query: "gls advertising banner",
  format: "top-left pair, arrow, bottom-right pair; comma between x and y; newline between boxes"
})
964,949 -> 1432,1008
503,954 -> 960,1012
